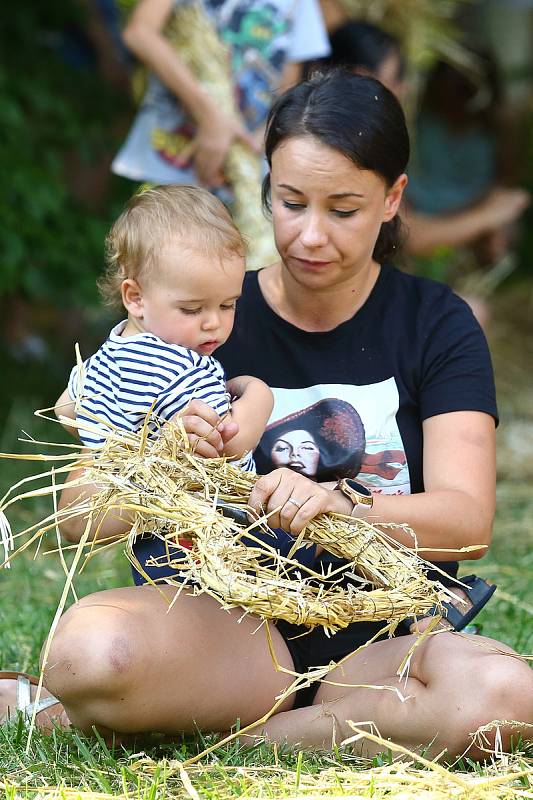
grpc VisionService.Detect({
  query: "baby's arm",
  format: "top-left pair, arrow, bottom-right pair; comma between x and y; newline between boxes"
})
54,387 -> 79,438
223,376 -> 273,459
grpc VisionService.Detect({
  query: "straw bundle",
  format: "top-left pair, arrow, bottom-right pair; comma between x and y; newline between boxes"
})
7,413 -> 449,634
164,1 -> 277,269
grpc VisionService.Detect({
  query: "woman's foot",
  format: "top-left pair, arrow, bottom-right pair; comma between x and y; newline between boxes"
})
0,672 -> 69,732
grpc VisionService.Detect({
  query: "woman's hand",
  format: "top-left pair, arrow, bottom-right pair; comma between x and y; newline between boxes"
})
248,468 -> 352,535
178,399 -> 238,458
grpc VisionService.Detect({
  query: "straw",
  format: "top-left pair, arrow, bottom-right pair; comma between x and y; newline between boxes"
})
1,413 -> 454,635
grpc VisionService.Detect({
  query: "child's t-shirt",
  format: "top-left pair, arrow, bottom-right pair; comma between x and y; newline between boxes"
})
111,0 -> 329,185
67,321 -> 255,471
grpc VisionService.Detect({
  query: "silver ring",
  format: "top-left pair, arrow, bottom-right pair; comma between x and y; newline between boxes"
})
287,498 -> 302,509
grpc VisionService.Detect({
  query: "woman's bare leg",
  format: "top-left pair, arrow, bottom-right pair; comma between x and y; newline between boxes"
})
259,632 -> 533,759
43,585 -> 295,736
44,590 -> 533,757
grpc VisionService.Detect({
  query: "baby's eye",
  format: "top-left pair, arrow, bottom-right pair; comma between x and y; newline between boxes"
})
332,209 -> 357,218
282,200 -> 305,211
220,301 -> 237,311
180,307 -> 201,315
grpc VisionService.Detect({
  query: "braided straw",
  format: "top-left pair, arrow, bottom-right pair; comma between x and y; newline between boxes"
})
45,415 -> 448,633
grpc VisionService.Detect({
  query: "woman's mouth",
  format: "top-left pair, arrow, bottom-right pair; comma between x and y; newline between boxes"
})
292,257 -> 332,270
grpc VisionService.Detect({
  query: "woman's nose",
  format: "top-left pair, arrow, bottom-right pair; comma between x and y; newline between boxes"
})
299,211 -> 328,248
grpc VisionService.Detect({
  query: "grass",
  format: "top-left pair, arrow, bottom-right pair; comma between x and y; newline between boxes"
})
0,290 -> 532,797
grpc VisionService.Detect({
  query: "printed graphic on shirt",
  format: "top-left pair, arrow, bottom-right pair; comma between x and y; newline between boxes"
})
152,0 -> 292,168
256,380 -> 410,494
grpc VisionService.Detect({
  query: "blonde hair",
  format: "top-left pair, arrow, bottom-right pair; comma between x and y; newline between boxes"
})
99,185 -> 246,307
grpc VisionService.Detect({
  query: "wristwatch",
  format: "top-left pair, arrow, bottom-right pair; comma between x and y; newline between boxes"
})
335,478 -> 373,512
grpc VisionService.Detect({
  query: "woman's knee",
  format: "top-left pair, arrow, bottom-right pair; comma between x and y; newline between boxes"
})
440,647 -> 533,756
468,655 -> 533,750
43,600 -> 143,704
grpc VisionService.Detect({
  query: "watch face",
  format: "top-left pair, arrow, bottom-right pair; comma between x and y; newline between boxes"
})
345,479 -> 372,498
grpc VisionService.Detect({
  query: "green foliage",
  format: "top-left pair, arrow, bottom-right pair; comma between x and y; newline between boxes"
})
0,1 -> 132,305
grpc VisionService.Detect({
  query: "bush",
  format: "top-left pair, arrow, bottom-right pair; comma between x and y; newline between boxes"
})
0,1 -> 133,306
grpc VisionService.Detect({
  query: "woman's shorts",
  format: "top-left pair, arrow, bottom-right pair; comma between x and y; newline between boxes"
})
131,536 -> 457,708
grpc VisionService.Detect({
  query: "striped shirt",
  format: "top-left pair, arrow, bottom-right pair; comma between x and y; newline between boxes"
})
67,321 -> 255,471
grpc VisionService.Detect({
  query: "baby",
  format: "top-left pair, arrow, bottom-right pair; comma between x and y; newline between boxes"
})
55,184 -> 273,468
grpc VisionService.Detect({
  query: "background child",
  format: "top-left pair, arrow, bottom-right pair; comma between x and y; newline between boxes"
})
55,184 -> 273,469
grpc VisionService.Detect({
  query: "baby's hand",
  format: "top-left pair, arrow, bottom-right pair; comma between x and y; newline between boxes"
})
179,399 -> 239,458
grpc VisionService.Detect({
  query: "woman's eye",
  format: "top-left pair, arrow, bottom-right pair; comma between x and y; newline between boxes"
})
180,308 -> 201,315
282,200 -> 305,211
332,209 -> 357,218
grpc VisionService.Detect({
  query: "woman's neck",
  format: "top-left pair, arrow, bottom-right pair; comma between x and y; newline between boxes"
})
259,261 -> 381,333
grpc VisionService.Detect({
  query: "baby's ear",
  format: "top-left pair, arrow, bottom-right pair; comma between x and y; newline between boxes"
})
121,278 -> 144,317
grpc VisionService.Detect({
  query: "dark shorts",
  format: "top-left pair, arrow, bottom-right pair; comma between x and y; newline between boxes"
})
131,536 -> 458,708
275,554 -> 459,707
131,526 -> 318,585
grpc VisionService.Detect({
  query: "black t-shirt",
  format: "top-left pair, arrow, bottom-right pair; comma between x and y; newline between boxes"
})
218,265 -> 497,498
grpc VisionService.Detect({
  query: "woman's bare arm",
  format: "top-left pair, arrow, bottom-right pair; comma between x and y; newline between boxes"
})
404,188 -> 530,255
58,459 -> 133,544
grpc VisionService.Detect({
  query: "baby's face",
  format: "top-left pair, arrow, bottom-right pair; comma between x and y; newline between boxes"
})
138,241 -> 245,356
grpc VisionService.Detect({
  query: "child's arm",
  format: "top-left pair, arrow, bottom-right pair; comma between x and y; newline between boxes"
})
54,387 -> 80,438
222,376 -> 273,459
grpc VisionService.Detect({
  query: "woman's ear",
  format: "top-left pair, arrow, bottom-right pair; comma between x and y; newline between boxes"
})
383,173 -> 408,222
121,278 -> 144,318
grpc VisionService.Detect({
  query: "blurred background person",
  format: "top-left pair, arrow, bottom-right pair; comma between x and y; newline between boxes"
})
112,0 -> 329,268
311,17 -> 530,326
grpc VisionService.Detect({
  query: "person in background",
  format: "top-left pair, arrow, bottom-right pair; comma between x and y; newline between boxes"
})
112,0 -> 329,191
314,18 -> 530,326
307,19 -> 407,101
406,51 -> 527,264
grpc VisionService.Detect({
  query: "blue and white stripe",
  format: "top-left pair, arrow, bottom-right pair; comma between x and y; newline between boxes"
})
68,321 -> 255,471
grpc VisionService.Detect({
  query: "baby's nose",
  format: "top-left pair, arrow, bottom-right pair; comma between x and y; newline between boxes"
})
202,311 -> 220,330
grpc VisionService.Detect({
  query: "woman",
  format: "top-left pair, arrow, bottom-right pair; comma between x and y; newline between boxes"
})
7,72 -> 532,758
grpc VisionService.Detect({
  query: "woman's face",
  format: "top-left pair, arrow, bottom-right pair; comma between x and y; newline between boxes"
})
270,136 -> 406,291
270,429 -> 320,478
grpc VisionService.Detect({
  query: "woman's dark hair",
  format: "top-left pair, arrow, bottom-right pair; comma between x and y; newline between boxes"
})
328,21 -> 405,81
262,71 -> 410,264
